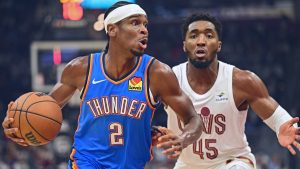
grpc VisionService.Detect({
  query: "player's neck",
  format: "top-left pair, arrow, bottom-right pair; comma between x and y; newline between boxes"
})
107,42 -> 135,60
186,60 -> 219,93
104,48 -> 138,80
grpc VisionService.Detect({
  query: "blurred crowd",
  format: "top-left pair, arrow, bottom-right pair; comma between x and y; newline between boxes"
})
1,0 -> 300,168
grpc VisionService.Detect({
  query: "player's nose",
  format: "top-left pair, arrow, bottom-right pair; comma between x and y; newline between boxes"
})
140,24 -> 148,35
196,34 -> 206,46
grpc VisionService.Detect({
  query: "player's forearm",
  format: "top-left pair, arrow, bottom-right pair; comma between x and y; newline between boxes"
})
49,82 -> 77,108
180,115 -> 203,148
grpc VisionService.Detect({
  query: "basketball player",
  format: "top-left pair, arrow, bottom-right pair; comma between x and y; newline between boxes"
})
2,2 -> 203,169
164,13 -> 300,169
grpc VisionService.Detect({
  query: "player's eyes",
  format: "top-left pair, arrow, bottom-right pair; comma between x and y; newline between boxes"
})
144,23 -> 148,28
190,34 -> 197,39
206,34 -> 213,38
132,20 -> 139,26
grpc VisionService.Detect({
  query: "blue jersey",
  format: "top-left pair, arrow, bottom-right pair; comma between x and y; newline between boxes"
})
69,52 -> 158,169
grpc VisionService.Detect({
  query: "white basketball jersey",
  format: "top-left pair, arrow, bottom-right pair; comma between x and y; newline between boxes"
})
166,61 -> 255,169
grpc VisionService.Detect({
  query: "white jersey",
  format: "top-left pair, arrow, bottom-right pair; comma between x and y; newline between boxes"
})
166,61 -> 255,169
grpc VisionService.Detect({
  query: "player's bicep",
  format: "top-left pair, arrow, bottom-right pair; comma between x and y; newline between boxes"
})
237,70 -> 278,119
49,62 -> 78,108
150,62 -> 196,124
49,56 -> 88,108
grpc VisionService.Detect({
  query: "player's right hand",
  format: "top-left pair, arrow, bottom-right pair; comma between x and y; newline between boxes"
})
2,102 -> 29,146
156,127 -> 183,159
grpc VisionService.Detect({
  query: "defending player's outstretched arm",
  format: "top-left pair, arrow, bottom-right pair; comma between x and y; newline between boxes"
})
233,68 -> 300,155
149,59 -> 203,159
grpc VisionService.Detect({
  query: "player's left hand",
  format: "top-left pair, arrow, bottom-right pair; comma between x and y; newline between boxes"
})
156,127 -> 183,159
278,117 -> 300,155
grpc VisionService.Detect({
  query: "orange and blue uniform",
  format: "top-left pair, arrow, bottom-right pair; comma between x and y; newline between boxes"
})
68,52 -> 158,169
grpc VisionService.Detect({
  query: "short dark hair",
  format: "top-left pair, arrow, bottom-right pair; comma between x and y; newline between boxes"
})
181,13 -> 222,40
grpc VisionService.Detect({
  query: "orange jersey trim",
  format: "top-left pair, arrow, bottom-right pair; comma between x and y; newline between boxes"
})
144,57 -> 156,110
149,108 -> 156,161
145,57 -> 157,160
70,148 -> 79,169
81,54 -> 94,101
74,101 -> 83,134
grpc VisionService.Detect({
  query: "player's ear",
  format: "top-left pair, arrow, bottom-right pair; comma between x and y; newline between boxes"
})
183,41 -> 187,52
217,41 -> 222,52
107,24 -> 117,37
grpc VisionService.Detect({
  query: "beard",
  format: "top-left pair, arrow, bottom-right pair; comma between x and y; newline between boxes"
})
130,49 -> 144,56
188,54 -> 216,69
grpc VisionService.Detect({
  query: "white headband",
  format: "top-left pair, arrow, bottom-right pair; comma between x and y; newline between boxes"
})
104,4 -> 146,33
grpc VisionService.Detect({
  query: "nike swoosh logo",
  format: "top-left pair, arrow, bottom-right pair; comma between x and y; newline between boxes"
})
92,79 -> 106,84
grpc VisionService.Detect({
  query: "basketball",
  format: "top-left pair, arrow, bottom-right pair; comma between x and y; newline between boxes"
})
8,92 -> 62,146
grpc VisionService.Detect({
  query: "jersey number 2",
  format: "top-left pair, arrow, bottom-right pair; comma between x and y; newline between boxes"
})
109,123 -> 124,145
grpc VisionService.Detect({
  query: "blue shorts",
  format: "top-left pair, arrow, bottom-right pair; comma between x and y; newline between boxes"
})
68,157 -> 102,169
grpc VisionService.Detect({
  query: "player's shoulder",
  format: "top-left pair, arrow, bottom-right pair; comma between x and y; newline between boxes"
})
233,67 -> 263,88
68,56 -> 89,67
63,55 -> 89,77
233,67 -> 258,80
66,51 -> 103,68
150,59 -> 173,75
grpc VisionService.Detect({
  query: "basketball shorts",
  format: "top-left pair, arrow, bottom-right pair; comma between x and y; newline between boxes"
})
174,157 -> 255,169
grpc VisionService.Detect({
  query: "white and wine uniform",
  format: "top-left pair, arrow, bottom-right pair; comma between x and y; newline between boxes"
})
165,61 -> 256,169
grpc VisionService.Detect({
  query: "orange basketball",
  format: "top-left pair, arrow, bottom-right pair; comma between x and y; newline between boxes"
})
8,92 -> 62,146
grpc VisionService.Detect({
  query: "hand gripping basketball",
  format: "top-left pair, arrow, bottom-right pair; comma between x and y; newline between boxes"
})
7,92 -> 62,146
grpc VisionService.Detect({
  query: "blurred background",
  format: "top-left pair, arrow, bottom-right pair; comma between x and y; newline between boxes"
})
1,0 -> 300,168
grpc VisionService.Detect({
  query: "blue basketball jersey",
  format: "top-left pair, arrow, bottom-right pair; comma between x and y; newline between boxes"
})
69,52 -> 157,169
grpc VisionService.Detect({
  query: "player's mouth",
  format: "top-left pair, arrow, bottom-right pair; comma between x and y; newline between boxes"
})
138,38 -> 148,50
195,48 -> 207,58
